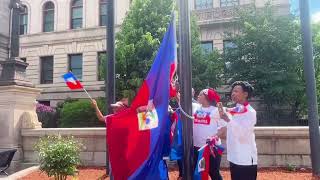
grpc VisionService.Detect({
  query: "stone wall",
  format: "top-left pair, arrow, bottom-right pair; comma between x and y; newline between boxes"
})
22,128 -> 107,166
21,127 -> 312,167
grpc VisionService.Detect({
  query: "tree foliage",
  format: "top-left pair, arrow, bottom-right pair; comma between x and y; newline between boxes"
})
100,0 -> 223,101
224,4 -> 304,122
224,4 -> 320,123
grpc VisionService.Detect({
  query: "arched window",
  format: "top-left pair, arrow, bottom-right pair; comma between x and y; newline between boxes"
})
43,1 -> 55,32
99,0 -> 107,26
19,5 -> 28,35
71,0 -> 83,29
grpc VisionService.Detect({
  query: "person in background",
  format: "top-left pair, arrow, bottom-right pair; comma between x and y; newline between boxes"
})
91,98 -> 129,123
192,88 -> 198,103
192,88 -> 226,180
219,81 -> 257,180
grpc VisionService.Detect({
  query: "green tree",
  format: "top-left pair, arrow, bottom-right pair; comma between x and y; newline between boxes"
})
285,22 -> 320,121
190,15 -> 224,92
224,4 -> 304,123
100,0 -> 223,101
115,0 -> 173,102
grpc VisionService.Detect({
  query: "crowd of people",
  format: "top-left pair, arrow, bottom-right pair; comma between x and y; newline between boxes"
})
91,81 -> 257,180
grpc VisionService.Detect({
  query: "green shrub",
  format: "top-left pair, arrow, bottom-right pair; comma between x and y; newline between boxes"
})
34,135 -> 83,180
59,98 -> 106,128
286,163 -> 297,172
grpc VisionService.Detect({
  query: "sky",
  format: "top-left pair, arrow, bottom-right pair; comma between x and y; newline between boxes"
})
290,0 -> 320,23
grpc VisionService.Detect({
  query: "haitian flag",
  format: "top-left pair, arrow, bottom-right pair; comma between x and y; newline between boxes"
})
194,145 -> 210,180
62,72 -> 83,90
169,110 -> 183,161
106,16 -> 177,180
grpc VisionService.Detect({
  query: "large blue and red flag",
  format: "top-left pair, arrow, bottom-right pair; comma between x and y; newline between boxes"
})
106,16 -> 177,180
169,110 -> 183,160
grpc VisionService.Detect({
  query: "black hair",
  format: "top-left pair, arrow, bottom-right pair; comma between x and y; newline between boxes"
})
231,81 -> 254,98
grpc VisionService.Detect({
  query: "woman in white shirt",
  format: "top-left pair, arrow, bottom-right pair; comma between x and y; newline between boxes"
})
193,88 -> 226,180
220,81 -> 257,180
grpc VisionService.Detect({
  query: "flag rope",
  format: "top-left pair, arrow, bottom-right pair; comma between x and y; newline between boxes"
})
177,103 -> 194,120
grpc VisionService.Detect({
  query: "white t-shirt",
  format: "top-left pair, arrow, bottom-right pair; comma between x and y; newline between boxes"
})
226,104 -> 258,165
192,103 -> 227,148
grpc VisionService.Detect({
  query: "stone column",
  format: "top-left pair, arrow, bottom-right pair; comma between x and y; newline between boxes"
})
0,86 -> 41,161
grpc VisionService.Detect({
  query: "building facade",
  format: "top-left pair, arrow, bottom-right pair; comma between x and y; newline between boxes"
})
0,0 -> 11,62
19,0 -> 289,106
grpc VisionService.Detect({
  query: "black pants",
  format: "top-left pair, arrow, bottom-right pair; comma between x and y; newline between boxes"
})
194,147 -> 223,180
230,162 -> 257,180
177,159 -> 183,177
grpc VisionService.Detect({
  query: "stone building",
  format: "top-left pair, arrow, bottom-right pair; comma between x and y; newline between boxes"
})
0,0 -> 11,62
18,0 -> 290,106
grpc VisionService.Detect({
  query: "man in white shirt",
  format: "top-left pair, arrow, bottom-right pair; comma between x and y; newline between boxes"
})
220,81 -> 257,180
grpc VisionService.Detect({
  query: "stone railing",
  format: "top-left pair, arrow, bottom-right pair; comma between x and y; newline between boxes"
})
193,5 -> 250,26
22,128 -> 107,166
21,127 -> 312,167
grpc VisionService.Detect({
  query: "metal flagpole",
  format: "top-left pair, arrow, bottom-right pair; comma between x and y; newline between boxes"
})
299,0 -> 320,176
178,0 -> 194,179
105,0 -> 115,175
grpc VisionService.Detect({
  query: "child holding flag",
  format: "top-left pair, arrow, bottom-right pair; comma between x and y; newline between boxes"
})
219,81 -> 257,180
193,88 -> 226,180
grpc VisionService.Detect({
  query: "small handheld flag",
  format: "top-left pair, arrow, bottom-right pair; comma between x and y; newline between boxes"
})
62,72 -> 92,100
63,72 -> 83,89
194,145 -> 210,180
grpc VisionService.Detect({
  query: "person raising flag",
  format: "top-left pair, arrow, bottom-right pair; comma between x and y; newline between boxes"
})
90,14 -> 177,179
192,88 -> 226,180
219,81 -> 257,180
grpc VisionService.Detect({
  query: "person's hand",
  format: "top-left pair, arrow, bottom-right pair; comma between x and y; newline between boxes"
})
220,113 -> 230,122
175,92 -> 180,103
91,99 -> 98,109
111,98 -> 129,113
217,102 -> 224,116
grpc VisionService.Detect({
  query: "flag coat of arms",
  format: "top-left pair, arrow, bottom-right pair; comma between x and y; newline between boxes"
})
106,16 -> 177,180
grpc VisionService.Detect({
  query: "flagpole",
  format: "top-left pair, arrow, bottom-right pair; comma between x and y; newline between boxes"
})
82,88 -> 93,100
178,0 -> 194,179
299,0 -> 320,176
106,0 -> 115,176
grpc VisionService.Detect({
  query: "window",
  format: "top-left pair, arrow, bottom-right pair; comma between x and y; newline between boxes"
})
71,0 -> 83,29
40,56 -> 54,84
43,2 -> 55,32
220,0 -> 239,7
38,101 -> 50,106
69,54 -> 83,80
98,52 -> 106,80
100,0 -> 108,26
223,40 -> 237,55
195,0 -> 213,10
201,41 -> 213,53
19,5 -> 28,35
20,57 -> 26,62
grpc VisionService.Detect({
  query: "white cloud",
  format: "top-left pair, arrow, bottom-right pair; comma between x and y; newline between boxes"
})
312,12 -> 320,23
